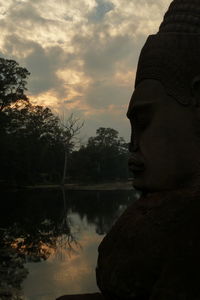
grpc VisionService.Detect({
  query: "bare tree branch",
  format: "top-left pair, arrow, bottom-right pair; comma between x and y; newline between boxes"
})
58,112 -> 84,185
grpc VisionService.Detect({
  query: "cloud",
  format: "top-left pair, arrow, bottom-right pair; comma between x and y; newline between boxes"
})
63,99 -> 75,104
85,79 -> 132,109
8,2 -> 48,26
0,1 -> 56,38
72,28 -> 145,110
84,34 -> 134,76
0,0 -> 172,140
88,0 -> 114,23
2,34 -> 77,98
73,31 -> 135,75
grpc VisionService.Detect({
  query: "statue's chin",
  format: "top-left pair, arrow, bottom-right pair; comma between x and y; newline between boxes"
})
132,177 -> 149,192
132,177 -> 174,193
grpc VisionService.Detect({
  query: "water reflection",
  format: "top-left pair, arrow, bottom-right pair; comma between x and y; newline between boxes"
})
23,213 -> 103,300
0,188 -> 137,300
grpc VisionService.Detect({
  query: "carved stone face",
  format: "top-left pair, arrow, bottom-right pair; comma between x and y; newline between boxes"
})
127,79 -> 200,192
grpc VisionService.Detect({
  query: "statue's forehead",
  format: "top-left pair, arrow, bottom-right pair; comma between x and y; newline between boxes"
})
127,80 -> 167,118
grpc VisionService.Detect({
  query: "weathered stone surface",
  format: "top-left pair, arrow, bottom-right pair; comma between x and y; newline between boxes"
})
96,189 -> 200,300
56,293 -> 104,300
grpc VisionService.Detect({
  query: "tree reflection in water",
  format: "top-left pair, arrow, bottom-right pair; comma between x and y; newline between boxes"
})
1,188 -> 80,262
0,188 -> 137,299
0,188 -> 75,299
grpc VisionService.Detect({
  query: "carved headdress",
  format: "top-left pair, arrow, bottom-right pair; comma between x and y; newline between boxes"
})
135,0 -> 200,105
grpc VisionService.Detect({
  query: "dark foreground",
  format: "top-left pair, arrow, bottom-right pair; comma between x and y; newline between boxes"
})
59,188 -> 200,300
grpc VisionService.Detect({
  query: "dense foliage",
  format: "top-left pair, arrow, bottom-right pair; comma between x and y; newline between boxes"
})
0,58 -> 30,112
70,128 -> 129,182
0,103 -> 65,184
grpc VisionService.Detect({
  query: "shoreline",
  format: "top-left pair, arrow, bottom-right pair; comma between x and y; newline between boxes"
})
26,181 -> 134,191
1,181 -> 134,191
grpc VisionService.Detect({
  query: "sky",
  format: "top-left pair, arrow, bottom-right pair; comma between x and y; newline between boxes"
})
0,0 -> 171,142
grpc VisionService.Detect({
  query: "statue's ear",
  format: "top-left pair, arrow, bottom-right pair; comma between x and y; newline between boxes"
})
191,76 -> 200,106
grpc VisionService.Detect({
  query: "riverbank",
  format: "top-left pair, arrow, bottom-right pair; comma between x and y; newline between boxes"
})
26,181 -> 134,191
1,180 -> 134,191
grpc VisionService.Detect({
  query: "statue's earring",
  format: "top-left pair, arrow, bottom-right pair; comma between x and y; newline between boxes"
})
191,76 -> 200,107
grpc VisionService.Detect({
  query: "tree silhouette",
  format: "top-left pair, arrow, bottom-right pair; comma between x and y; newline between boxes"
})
70,127 -> 129,182
58,113 -> 84,185
0,58 -> 30,112
1,103 -> 65,184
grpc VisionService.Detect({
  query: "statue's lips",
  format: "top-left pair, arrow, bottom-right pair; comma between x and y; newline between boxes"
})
128,155 -> 145,172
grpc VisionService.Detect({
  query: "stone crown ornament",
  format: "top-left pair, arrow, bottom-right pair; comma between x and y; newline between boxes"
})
160,0 -> 200,34
135,0 -> 200,105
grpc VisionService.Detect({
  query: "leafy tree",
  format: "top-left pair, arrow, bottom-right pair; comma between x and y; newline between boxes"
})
1,103 -> 64,184
0,58 -> 30,112
70,127 -> 129,182
88,127 -> 119,146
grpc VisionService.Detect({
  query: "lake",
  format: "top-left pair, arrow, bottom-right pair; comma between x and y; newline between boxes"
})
0,188 -> 139,300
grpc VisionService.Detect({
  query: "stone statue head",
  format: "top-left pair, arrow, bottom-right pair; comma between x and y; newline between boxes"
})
127,0 -> 200,192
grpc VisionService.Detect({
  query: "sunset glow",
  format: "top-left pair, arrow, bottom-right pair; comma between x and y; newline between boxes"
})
0,0 -> 171,139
